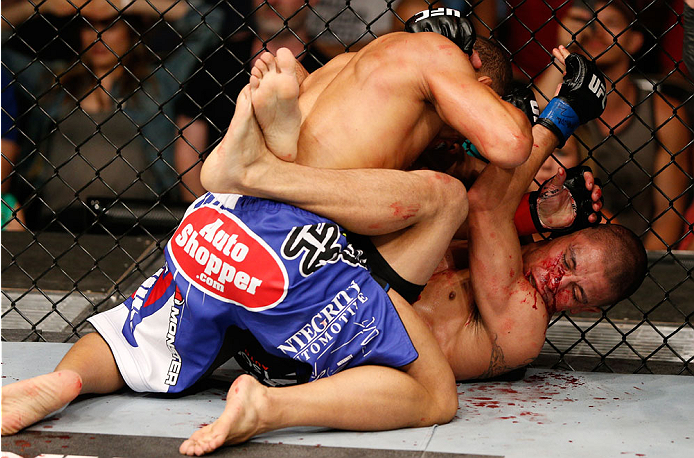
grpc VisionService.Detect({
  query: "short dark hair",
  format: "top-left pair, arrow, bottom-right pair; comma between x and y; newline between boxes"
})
474,37 -> 512,96
583,224 -> 647,304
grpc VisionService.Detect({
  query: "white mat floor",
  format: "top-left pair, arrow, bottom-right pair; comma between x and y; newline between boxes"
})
2,342 -> 692,458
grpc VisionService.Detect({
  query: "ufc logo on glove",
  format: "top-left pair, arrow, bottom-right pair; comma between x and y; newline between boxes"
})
413,8 -> 461,22
588,74 -> 606,107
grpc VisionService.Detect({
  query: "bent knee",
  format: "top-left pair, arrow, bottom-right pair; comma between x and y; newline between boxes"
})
414,171 -> 468,221
420,390 -> 459,426
436,390 -> 460,425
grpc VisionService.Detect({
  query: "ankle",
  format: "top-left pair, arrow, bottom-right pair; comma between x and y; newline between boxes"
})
255,385 -> 285,434
253,383 -> 274,434
238,155 -> 280,198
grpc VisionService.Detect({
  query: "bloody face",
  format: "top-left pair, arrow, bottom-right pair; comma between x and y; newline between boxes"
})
521,232 -> 613,314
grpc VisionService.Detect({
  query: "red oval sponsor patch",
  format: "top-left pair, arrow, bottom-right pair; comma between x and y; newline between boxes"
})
168,206 -> 288,311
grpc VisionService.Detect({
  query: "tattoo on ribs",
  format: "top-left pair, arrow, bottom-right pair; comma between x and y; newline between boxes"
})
479,334 -> 533,379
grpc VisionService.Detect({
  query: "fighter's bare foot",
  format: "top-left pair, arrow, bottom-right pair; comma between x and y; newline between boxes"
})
179,374 -> 270,456
1,370 -> 82,435
249,48 -> 302,162
199,86 -> 276,194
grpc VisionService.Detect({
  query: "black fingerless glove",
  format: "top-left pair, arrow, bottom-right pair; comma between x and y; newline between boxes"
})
545,166 -> 603,237
537,54 -> 606,147
405,8 -> 476,56
516,166 -> 603,237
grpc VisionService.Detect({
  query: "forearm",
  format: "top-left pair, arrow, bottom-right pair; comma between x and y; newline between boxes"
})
533,66 -> 564,110
469,125 -> 559,215
431,66 -> 533,169
470,100 -> 534,169
466,125 -> 558,305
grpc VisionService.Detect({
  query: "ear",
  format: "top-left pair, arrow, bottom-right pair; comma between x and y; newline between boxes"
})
470,50 -> 482,70
477,76 -> 493,87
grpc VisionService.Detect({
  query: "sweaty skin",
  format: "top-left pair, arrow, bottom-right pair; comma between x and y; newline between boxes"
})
202,46 -> 605,381
294,32 -> 532,170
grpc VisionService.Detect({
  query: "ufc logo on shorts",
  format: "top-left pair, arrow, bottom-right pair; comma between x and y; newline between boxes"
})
414,8 -> 461,22
588,74 -> 606,108
282,223 -> 343,276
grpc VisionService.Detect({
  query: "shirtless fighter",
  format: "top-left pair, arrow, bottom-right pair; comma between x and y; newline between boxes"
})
0,13 -> 534,444
1,49 -> 641,458
1,85 -> 460,450
203,9 -> 550,300
2,14 -> 636,458
204,8 -> 608,307
173,44 -> 644,453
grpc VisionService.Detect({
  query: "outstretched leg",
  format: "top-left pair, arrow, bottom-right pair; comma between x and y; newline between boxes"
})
179,374 -> 269,455
1,371 -> 82,435
179,291 -> 458,456
249,49 -> 302,162
1,333 -> 124,435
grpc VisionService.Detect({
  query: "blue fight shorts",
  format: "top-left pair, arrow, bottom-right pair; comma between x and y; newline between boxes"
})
89,193 -> 418,393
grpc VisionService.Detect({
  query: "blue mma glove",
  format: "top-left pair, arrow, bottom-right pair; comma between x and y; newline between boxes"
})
537,53 -> 606,147
404,8 -> 476,56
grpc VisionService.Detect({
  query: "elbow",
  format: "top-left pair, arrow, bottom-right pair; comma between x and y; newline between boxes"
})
501,112 -> 534,168
481,125 -> 533,169
499,127 -> 533,169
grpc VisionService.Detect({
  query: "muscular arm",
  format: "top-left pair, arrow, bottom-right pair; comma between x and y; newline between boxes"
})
465,125 -> 561,376
424,37 -> 533,168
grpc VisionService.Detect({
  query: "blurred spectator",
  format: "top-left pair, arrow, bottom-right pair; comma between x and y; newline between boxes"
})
1,0 -> 221,231
306,0 -> 408,58
2,66 -> 25,231
535,0 -> 692,251
177,0 -> 327,165
677,0 -> 694,250
496,0 -> 567,80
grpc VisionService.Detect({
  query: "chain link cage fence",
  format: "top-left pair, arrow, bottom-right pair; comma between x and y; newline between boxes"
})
1,0 -> 692,376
